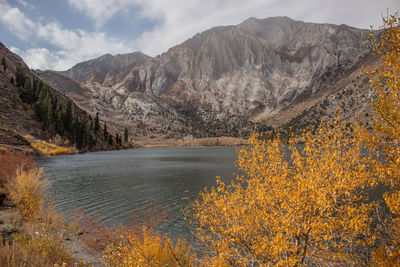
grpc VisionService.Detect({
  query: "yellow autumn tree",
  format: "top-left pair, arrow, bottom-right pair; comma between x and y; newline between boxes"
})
188,118 -> 377,266
363,13 -> 400,265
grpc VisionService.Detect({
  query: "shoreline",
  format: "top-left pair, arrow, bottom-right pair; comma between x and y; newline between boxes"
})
2,136 -> 248,157
134,136 -> 248,148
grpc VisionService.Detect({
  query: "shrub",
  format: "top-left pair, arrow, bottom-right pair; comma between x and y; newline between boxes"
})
0,150 -> 37,192
0,149 -> 73,266
24,135 -> 74,155
104,225 -> 194,266
7,168 -> 46,220
70,206 -> 194,266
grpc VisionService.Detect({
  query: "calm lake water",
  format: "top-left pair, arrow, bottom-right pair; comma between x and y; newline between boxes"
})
36,146 -> 239,241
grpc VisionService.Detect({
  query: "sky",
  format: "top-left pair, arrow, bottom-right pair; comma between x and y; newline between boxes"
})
0,0 -> 399,71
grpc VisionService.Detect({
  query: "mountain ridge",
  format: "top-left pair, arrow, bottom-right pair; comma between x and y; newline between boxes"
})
37,16 -> 375,139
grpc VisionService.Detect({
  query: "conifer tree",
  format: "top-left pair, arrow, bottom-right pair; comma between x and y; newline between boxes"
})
94,112 -> 100,133
56,109 -> 64,135
65,102 -> 72,131
104,123 -> 108,140
1,57 -> 6,72
45,93 -> 53,127
124,127 -> 129,143
15,67 -> 25,87
20,77 -> 34,104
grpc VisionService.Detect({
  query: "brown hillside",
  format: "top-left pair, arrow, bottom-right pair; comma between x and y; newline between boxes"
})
0,42 -> 125,152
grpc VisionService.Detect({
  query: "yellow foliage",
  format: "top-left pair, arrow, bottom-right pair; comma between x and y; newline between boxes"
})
188,119 -> 376,266
7,168 -> 46,220
364,13 -> 400,266
24,135 -> 74,155
104,226 -> 194,266
1,161 -> 72,266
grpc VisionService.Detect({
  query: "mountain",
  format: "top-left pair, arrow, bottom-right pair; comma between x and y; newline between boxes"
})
38,17 -> 375,139
263,53 -> 377,139
0,42 -> 120,153
59,52 -> 151,84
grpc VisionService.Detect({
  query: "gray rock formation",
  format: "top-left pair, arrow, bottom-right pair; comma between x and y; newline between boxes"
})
39,16 -> 372,138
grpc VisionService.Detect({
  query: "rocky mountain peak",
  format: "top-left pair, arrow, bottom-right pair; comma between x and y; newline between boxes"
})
60,51 -> 151,84
38,16 -> 373,139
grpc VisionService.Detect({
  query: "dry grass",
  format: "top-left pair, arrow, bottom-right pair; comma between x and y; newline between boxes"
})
0,226 -> 71,267
0,150 -> 73,266
24,135 -> 77,155
0,239 -> 51,267
14,233 -> 70,263
0,210 -> 71,266
5,167 -> 72,265
104,225 -> 194,267
178,136 -> 247,147
139,136 -> 247,148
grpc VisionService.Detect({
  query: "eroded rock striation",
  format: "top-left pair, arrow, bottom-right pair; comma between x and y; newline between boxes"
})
39,16 -> 372,138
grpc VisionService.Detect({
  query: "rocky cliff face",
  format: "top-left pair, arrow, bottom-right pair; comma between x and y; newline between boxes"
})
39,16 -> 373,138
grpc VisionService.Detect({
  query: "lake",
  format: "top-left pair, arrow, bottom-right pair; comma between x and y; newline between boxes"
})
36,146 -> 239,241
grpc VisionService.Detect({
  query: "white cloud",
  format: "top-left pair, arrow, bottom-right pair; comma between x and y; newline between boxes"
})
16,0 -> 34,9
131,0 -> 400,56
10,28 -> 131,70
67,0 -> 399,57
16,0 -> 27,7
0,1 -> 133,70
0,1 -> 34,39
68,0 -> 137,28
10,46 -> 60,69
133,0 -> 277,56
